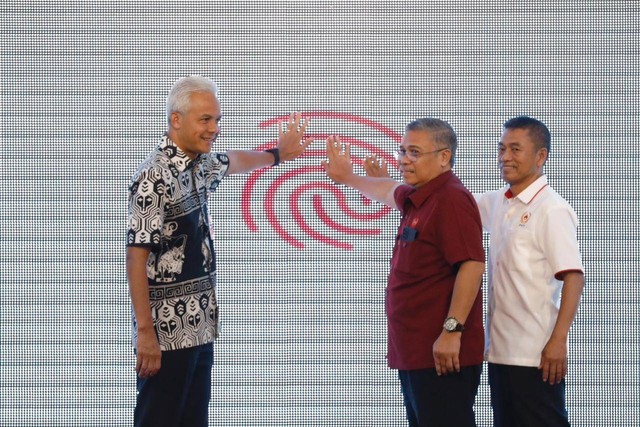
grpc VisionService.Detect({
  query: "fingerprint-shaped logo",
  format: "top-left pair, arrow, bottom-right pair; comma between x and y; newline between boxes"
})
241,112 -> 401,250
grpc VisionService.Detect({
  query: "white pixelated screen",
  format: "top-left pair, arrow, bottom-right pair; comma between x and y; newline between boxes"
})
1,1 -> 638,426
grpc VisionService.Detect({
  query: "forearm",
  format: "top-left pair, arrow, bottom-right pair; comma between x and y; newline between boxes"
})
550,271 -> 584,340
226,150 -> 276,175
342,174 -> 400,209
126,247 -> 155,331
447,260 -> 485,323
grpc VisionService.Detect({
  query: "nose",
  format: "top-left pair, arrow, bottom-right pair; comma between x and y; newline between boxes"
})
395,152 -> 412,165
209,121 -> 219,135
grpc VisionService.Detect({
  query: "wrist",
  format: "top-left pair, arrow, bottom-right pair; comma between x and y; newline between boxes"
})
443,316 -> 465,333
136,322 -> 155,332
264,148 -> 280,166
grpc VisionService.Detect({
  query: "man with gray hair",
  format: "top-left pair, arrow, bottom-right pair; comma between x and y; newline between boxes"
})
322,118 -> 485,426
126,75 -> 312,426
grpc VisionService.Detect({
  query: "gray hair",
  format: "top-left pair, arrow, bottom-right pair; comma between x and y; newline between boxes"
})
405,117 -> 458,166
166,75 -> 219,124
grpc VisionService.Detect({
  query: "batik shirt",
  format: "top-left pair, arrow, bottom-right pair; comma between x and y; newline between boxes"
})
127,135 -> 229,351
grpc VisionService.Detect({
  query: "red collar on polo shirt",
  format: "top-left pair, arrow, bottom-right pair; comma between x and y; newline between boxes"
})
504,175 -> 549,205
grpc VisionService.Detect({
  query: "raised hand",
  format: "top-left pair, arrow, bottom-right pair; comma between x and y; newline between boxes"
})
363,154 -> 391,178
321,135 -> 354,185
277,112 -> 313,162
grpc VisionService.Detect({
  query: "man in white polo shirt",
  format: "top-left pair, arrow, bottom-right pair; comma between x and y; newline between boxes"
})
475,116 -> 585,426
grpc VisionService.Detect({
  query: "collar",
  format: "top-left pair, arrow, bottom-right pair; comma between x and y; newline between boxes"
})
504,175 -> 548,204
407,170 -> 455,207
157,134 -> 196,172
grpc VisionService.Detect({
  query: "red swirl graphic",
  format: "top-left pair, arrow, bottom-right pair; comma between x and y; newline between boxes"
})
241,112 -> 401,250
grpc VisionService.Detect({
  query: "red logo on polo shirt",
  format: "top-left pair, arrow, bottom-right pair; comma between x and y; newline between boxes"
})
520,211 -> 531,225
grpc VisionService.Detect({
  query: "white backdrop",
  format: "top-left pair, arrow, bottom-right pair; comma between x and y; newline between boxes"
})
1,1 -> 638,425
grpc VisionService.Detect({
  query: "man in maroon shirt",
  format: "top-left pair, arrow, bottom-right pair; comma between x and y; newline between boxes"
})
322,118 -> 485,427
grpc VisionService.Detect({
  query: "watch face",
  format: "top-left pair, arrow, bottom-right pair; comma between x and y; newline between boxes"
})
444,318 -> 458,331
444,317 -> 462,332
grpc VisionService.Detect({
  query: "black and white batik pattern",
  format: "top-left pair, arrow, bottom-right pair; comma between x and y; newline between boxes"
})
127,136 -> 229,351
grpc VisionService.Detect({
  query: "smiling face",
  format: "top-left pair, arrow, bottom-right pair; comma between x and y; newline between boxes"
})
498,128 -> 548,195
168,91 -> 222,159
397,130 -> 451,188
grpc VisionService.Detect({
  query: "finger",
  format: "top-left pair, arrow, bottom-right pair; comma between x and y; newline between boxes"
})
553,360 -> 566,385
299,116 -> 310,134
548,362 -> 558,385
540,359 -> 550,382
434,360 -> 442,376
333,135 -> 342,149
287,112 -> 297,129
363,162 -> 373,175
138,358 -> 148,378
453,356 -> 461,373
326,136 -> 338,158
301,137 -> 313,150
150,357 -> 161,376
330,136 -> 343,157
380,157 -> 388,171
344,142 -> 351,158
135,355 -> 142,375
445,357 -> 455,374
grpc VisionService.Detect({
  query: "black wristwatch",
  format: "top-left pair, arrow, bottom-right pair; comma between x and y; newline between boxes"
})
443,317 -> 465,333
265,148 -> 280,166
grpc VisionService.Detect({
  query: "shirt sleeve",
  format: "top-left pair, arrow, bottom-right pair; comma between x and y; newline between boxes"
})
437,190 -> 485,267
393,185 -> 414,216
126,166 -> 165,249
202,152 -> 230,190
474,189 -> 502,233
538,205 -> 584,279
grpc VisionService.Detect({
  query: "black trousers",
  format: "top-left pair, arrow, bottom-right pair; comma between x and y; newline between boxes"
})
398,364 -> 482,427
489,363 -> 570,427
134,343 -> 214,427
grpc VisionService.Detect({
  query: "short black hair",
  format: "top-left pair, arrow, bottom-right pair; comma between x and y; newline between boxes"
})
503,116 -> 551,152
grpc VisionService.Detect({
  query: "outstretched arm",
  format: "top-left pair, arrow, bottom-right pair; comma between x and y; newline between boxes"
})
226,112 -> 313,175
321,136 -> 401,209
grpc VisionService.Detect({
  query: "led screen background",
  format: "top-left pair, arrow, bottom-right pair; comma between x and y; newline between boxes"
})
1,1 -> 638,425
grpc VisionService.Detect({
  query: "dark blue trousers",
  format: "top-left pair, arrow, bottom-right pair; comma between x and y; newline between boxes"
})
489,363 -> 570,427
134,343 -> 214,427
398,364 -> 482,427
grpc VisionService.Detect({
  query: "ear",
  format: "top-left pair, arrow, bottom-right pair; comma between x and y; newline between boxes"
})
170,111 -> 182,130
440,149 -> 453,168
536,147 -> 548,168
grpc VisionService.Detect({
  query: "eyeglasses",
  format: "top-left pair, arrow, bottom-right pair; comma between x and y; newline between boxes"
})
394,147 -> 448,161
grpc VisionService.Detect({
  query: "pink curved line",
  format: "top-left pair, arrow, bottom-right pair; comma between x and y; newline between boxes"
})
313,193 -> 382,235
265,165 -> 391,249
290,184 -> 354,251
241,133 -> 394,231
288,182 -> 384,251
242,113 -> 402,249
259,111 -> 402,142
264,166 -> 326,249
